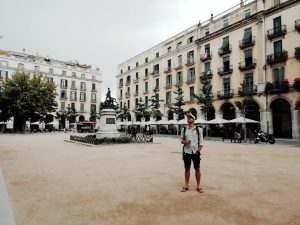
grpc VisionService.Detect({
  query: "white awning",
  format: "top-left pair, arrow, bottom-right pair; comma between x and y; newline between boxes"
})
206,118 -> 229,124
227,117 -> 259,124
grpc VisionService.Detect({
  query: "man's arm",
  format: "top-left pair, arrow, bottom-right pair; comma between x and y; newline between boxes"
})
197,127 -> 204,151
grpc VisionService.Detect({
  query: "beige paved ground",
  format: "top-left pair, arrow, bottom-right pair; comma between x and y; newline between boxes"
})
0,133 -> 300,225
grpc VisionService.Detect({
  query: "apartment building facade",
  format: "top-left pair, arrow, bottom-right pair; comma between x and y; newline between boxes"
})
0,50 -> 102,129
117,0 -> 300,139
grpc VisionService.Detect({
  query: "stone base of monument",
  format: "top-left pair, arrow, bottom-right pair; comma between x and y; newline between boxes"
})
96,109 -> 122,139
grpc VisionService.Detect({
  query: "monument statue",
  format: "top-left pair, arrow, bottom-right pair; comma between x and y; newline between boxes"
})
101,88 -> 117,110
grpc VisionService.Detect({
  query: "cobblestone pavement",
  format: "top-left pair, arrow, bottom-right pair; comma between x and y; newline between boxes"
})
0,133 -> 299,225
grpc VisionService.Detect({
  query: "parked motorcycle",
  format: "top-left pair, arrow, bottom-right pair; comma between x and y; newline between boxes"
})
254,131 -> 275,144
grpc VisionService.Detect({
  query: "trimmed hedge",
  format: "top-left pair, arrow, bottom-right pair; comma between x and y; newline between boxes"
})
70,135 -> 132,145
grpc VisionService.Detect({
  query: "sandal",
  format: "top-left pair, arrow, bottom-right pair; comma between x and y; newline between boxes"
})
196,187 -> 204,193
181,187 -> 189,192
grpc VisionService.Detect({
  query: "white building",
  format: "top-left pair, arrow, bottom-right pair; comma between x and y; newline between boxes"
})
0,49 -> 102,131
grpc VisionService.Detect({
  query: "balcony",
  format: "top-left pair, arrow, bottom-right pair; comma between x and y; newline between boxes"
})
118,84 -> 123,88
239,36 -> 256,50
265,81 -> 290,94
70,86 -> 77,90
60,85 -> 68,90
164,67 -> 172,74
125,80 -> 131,86
217,89 -> 234,99
185,59 -> 195,67
125,92 -> 131,98
80,87 -> 87,91
91,98 -> 97,103
200,70 -> 213,80
134,91 -> 139,96
143,89 -> 149,94
238,85 -> 257,95
151,70 -> 160,77
295,47 -> 300,60
80,99 -> 86,102
143,76 -> 149,81
133,78 -> 140,83
165,100 -> 172,106
200,52 -> 212,62
218,44 -> 232,56
267,51 -> 288,65
218,65 -> 233,76
164,83 -> 173,89
186,77 -> 196,84
267,25 -> 287,40
175,81 -> 183,87
91,89 -> 97,92
154,86 -> 160,91
238,59 -> 257,71
174,65 -> 183,71
295,19 -> 300,33
185,97 -> 195,104
70,97 -> 77,101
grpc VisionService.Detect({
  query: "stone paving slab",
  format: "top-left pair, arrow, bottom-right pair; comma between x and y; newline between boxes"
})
0,167 -> 16,225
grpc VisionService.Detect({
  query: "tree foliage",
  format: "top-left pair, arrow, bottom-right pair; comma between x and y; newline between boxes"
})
133,97 -> 150,121
193,75 -> 213,120
117,103 -> 131,121
149,89 -> 163,120
234,82 -> 254,116
0,72 -> 57,128
169,86 -> 185,120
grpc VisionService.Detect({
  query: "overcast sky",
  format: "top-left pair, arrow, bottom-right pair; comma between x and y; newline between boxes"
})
0,0 -> 238,99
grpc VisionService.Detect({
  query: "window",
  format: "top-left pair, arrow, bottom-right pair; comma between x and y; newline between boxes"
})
188,68 -> 195,81
92,75 -> 96,80
17,63 -> 24,70
136,62 -> 139,67
155,78 -> 159,89
273,16 -> 282,34
91,93 -> 96,101
60,79 -> 68,88
273,67 -> 284,82
34,66 -> 39,72
205,28 -> 209,36
176,72 -> 183,85
135,98 -> 138,107
80,103 -> 85,112
187,51 -> 194,64
166,91 -> 172,104
71,103 -> 75,111
167,59 -> 171,68
189,87 -> 194,101
120,101 -> 123,109
156,52 -> 159,58
178,55 -> 182,67
80,92 -> 86,101
242,28 -> 252,44
274,0 -> 280,6
61,102 -> 65,111
145,68 -> 148,77
80,82 -> 86,90
167,47 -> 171,53
127,100 -> 130,109
47,77 -> 53,83
145,57 -> 148,63
205,44 -> 210,54
71,80 -> 76,89
244,9 -> 251,18
70,91 -> 77,101
223,19 -> 229,28
145,96 -> 148,107
135,72 -> 139,79
90,104 -> 96,112
126,75 -> 131,84
222,36 -> 229,51
176,42 -> 182,49
128,66 -> 130,71
223,56 -> 230,71
62,70 -> 66,76
0,61 -> 8,67
60,90 -> 67,99
145,82 -> 148,92
223,78 -> 230,93
204,62 -> 211,75
120,89 -> 123,98
273,40 -> 282,56
244,49 -> 253,66
72,72 -> 76,77
166,75 -> 172,86
0,70 -> 8,79
121,69 -> 123,74
49,68 -> 54,74
127,87 -> 130,95
81,73 -> 85,79
188,36 -> 194,44
119,78 -> 123,86
135,85 -> 138,94
153,64 -> 159,74
244,73 -> 253,90
92,83 -> 96,91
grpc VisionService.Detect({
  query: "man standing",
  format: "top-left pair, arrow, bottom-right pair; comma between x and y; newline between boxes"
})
180,113 -> 204,193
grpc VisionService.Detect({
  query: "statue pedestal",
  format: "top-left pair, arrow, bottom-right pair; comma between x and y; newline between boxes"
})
96,109 -> 121,139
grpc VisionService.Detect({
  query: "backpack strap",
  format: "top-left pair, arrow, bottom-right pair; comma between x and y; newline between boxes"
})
195,126 -> 200,146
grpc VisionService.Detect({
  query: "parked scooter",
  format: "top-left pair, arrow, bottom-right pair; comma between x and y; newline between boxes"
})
254,131 -> 275,144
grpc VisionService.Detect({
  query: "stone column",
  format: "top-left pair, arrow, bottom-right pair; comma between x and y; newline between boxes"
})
292,110 -> 299,139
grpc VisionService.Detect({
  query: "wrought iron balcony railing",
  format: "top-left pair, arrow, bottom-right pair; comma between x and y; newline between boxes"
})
200,52 -> 212,62
200,70 -> 213,80
267,25 -> 287,40
238,85 -> 257,95
267,51 -> 288,65
217,65 -> 233,76
164,67 -> 172,74
239,36 -> 256,49
218,44 -> 232,56
238,59 -> 257,71
217,89 -> 234,99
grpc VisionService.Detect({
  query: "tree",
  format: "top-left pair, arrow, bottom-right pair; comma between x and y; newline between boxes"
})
133,97 -> 150,121
0,72 -> 57,130
65,105 -> 78,123
117,103 -> 131,122
149,89 -> 163,121
169,86 -> 185,120
193,75 -> 213,120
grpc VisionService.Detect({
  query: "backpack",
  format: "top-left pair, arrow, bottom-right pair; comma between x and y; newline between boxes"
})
182,126 -> 202,160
